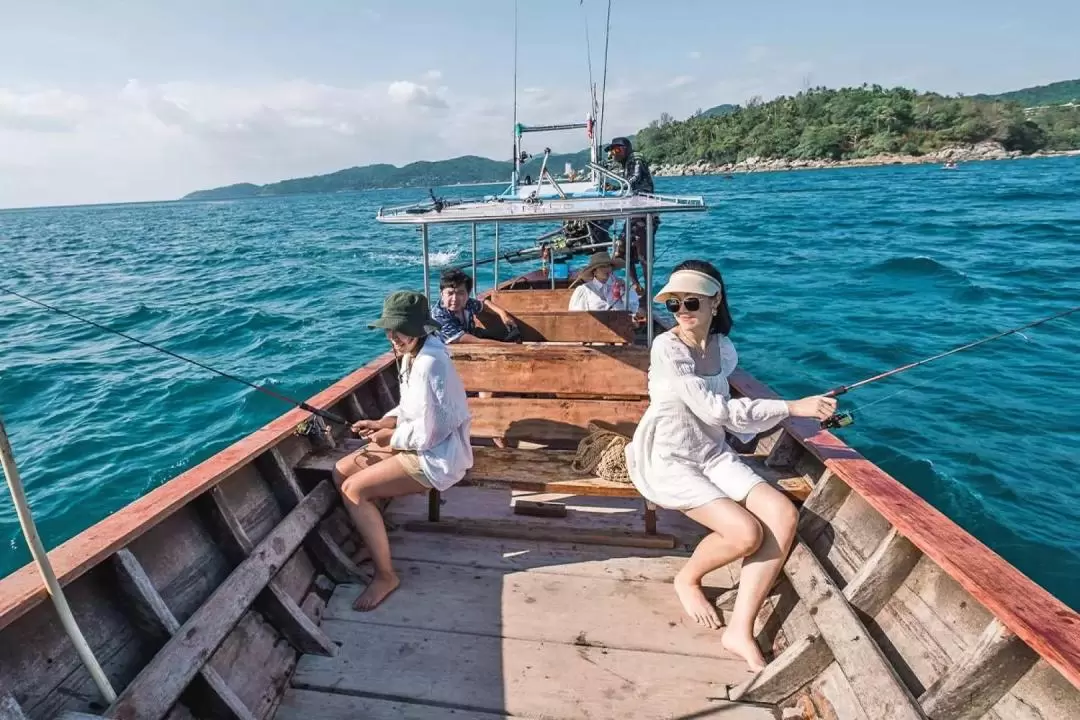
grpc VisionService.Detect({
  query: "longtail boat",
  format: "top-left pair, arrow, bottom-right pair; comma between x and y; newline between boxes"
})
1,193 -> 1078,720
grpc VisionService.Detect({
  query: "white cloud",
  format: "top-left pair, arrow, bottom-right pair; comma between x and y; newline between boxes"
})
0,74 -> 712,208
387,80 -> 447,109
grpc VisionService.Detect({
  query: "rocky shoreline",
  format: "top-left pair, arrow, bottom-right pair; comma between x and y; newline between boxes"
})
652,141 -> 1080,177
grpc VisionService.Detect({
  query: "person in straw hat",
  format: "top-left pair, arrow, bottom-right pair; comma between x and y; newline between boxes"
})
332,290 -> 473,611
567,250 -> 640,314
623,260 -> 838,671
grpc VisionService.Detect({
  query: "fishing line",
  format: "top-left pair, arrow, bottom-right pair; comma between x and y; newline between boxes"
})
0,285 -> 349,427
821,305 -> 1080,429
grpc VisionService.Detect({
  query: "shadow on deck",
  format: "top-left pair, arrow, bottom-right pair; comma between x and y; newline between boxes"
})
273,488 -> 782,719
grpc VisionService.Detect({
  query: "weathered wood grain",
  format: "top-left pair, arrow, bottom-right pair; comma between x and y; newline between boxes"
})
845,528 -> 922,617
729,368 -> 1080,691
111,549 -> 258,720
293,622 -> 772,719
403,517 -> 677,549
478,310 -> 636,343
205,487 -> 335,656
256,448 -> 363,583
468,396 -> 647,444
450,343 -> 649,396
487,288 -> 574,313
783,542 -> 925,720
731,635 -> 834,704
0,695 -> 29,720
104,481 -> 337,720
919,619 -> 1039,720
0,352 -> 396,630
323,561 -> 737,658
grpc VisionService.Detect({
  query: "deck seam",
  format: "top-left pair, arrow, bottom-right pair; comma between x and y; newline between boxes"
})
285,685 -> 521,717
382,543 -> 699,583
316,613 -> 736,662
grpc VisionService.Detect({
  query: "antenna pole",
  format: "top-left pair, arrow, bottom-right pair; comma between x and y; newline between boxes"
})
598,0 -> 612,145
512,0 -> 520,188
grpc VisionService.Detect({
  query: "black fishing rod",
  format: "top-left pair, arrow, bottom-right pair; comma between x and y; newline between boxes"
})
0,286 -> 350,427
819,305 -> 1080,429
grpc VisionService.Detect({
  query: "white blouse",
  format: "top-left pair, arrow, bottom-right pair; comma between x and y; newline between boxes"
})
568,276 -> 640,314
383,335 -> 473,490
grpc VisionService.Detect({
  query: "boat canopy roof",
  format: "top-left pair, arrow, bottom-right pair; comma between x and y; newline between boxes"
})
376,191 -> 707,226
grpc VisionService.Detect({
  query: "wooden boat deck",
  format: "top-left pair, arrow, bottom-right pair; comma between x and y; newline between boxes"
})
275,488 -> 779,720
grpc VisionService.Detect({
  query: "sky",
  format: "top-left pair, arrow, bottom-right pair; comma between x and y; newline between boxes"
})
1,0 -> 1078,209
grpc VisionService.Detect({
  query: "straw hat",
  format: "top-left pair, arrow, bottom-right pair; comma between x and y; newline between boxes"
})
577,251 -> 625,281
653,269 -> 723,302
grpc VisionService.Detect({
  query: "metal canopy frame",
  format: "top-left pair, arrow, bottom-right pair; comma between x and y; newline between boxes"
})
405,204 -> 680,347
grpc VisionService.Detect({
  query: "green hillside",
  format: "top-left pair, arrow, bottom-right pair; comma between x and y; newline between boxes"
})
633,85 -> 1080,165
974,79 -> 1080,107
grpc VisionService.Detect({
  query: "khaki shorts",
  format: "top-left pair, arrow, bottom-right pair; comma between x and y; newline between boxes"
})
396,452 -> 431,488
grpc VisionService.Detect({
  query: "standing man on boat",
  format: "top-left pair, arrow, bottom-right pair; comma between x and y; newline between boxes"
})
604,136 -> 659,298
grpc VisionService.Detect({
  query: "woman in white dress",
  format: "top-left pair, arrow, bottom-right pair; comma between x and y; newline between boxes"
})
624,260 -> 837,670
567,251 -> 640,315
332,290 -> 473,611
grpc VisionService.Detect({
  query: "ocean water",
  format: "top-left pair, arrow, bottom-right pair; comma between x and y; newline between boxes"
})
1,158 -> 1078,610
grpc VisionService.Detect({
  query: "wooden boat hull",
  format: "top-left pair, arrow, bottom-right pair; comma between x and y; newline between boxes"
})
0,272 -> 1077,720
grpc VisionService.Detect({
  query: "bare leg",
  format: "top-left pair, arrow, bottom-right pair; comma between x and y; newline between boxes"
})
723,483 -> 799,671
678,500 -> 763,630
339,453 -> 426,611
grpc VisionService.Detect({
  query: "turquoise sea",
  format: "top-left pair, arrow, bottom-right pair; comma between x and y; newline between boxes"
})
1,158 -> 1078,609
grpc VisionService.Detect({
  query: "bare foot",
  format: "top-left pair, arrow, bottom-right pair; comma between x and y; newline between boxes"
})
721,629 -> 766,672
674,571 -> 722,629
353,572 -> 400,611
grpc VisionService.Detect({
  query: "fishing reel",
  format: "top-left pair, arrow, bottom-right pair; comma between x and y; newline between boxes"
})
821,411 -> 855,430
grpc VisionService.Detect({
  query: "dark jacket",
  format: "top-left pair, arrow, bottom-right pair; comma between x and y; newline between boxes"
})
611,140 -> 654,194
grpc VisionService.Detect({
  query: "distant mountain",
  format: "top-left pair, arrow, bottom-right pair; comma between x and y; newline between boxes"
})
183,150 -> 592,201
974,79 -> 1080,107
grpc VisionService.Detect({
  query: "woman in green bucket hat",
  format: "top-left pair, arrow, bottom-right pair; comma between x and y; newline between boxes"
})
332,290 -> 473,611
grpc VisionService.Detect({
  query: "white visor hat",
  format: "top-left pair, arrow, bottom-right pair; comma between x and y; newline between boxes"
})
654,269 -> 723,302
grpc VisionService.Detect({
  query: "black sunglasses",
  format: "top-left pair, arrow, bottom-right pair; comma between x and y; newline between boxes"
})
665,297 -> 701,313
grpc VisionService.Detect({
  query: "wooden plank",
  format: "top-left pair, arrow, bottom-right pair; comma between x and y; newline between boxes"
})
729,368 -> 1080,691
206,487 -> 336,656
0,351 -> 396,631
734,526 -> 919,706
919,619 -> 1039,720
0,695 -> 29,720
765,430 -> 803,468
797,469 -> 851,544
276,689 -> 512,720
294,622 -> 774,719
403,517 -> 677,549
467,446 -> 640,497
782,542 -> 925,720
479,310 -> 635,343
468,396 -> 648,443
111,549 -> 259,720
731,634 -> 834,704
487,288 -> 573,313
844,528 -> 922,617
324,562 -> 741,658
104,481 -> 338,720
256,448 -> 363,583
449,343 -> 649,396
384,531 -> 720,586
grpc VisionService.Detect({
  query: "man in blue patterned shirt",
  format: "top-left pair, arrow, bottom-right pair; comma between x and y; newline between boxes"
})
431,268 -> 519,344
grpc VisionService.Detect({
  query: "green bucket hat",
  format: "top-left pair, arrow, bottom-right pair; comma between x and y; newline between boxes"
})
368,290 -> 440,337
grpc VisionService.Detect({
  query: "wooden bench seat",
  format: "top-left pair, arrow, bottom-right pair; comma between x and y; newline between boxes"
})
296,446 -> 811,503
